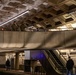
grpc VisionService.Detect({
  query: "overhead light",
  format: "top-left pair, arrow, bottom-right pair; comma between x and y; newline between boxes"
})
34,7 -> 38,10
57,25 -> 68,30
0,10 -> 30,26
49,29 -> 60,31
36,24 -> 42,27
43,2 -> 48,6
71,23 -> 76,28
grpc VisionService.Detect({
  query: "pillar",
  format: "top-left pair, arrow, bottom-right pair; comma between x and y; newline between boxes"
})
15,52 -> 19,70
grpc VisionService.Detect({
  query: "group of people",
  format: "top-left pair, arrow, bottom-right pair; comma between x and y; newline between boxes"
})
66,56 -> 74,75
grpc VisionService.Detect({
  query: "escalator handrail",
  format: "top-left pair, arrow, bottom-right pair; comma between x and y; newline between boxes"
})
58,50 -> 67,62
46,50 -> 62,68
58,50 -> 67,67
43,50 -> 62,74
46,50 -> 66,73
53,50 -> 66,66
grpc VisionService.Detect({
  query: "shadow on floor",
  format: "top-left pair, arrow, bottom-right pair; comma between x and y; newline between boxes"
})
0,71 -> 14,75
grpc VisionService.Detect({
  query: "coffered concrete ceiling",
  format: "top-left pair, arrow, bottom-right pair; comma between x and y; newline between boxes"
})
0,0 -> 76,31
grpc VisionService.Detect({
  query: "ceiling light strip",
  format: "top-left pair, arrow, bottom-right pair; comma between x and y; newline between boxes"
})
0,10 -> 30,26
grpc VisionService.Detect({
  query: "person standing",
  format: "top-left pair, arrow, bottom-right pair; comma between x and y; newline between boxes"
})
66,56 -> 74,75
5,59 -> 11,70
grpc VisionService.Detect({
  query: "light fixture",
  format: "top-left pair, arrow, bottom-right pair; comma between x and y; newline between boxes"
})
49,29 -> 60,31
43,2 -> 48,6
57,25 -> 68,30
71,23 -> 76,28
0,10 -> 30,26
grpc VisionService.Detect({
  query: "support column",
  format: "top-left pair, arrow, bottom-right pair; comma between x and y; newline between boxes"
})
15,52 -> 19,70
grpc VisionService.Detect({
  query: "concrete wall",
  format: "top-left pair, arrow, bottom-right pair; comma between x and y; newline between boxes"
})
0,30 -> 76,52
0,56 -> 6,64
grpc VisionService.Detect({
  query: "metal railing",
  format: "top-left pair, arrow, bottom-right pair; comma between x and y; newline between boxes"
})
53,50 -> 67,67
43,50 -> 62,75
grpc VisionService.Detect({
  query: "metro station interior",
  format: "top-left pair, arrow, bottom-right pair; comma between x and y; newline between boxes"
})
0,0 -> 76,75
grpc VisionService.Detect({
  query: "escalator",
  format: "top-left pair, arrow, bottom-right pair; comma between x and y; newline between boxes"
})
49,50 -> 63,66
48,50 -> 66,73
39,57 -> 62,75
34,50 -> 62,75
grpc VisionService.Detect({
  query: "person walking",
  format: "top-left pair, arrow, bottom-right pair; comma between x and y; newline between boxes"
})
66,56 -> 74,75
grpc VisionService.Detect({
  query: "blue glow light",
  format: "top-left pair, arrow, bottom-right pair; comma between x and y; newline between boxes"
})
31,50 -> 46,60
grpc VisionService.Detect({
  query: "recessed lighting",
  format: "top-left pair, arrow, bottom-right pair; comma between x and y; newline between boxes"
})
57,25 -> 68,30
43,2 -> 48,6
71,23 -> 76,28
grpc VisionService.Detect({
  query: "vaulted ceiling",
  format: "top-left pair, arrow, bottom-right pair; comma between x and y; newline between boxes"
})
0,0 -> 76,31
